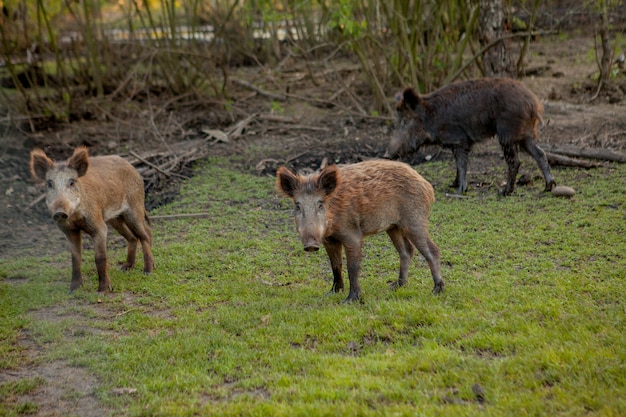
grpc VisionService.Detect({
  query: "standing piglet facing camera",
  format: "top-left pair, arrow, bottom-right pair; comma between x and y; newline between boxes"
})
276,159 -> 443,303
29,146 -> 155,293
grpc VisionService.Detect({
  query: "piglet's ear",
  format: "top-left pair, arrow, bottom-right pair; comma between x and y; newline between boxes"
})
401,87 -> 422,111
29,149 -> 55,181
67,146 -> 90,177
276,166 -> 299,198
317,165 -> 339,196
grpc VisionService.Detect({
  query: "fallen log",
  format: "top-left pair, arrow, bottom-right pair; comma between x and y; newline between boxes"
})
544,152 -> 601,168
542,145 -> 626,163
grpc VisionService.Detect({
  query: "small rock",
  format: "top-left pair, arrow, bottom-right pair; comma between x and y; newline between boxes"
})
471,383 -> 486,403
551,185 -> 576,198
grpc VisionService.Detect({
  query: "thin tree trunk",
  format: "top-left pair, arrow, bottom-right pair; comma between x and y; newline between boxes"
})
516,0 -> 540,78
478,0 -> 514,77
598,0 -> 612,87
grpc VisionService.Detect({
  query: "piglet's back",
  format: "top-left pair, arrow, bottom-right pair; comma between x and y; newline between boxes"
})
78,155 -> 145,209
83,156 -> 143,189
328,160 -> 434,225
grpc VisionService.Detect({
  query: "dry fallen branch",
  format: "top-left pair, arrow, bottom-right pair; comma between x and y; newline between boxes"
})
227,113 -> 257,139
129,151 -> 173,178
27,193 -> 46,209
257,277 -> 292,287
265,124 -> 330,132
231,78 -> 287,101
258,114 -> 300,124
125,138 -> 211,190
545,152 -> 601,168
543,145 -> 626,163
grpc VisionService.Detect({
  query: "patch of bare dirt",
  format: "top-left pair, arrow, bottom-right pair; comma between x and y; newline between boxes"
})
1,33 -> 625,417
1,353 -> 108,417
0,292 -> 174,416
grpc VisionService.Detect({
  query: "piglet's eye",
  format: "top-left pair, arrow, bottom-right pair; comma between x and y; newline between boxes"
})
68,179 -> 76,187
294,203 -> 301,213
46,180 -> 53,188
317,200 -> 324,210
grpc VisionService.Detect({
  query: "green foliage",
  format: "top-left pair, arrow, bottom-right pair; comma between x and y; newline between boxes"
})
328,0 -> 367,37
270,100 -> 285,114
322,0 -> 483,113
1,158 -> 625,415
0,0 -> 532,122
0,0 -> 234,123
1,1 -> 624,123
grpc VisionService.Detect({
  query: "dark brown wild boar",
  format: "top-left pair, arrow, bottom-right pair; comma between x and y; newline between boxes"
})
29,146 -> 155,293
384,78 -> 556,196
276,159 -> 443,303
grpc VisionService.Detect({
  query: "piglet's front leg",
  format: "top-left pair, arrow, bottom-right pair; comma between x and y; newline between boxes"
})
343,241 -> 363,303
67,231 -> 83,293
324,239 -> 344,296
92,230 -> 113,293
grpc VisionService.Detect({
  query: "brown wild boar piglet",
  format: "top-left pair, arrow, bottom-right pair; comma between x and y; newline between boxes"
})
277,159 -> 443,303
30,146 -> 155,293
384,78 -> 557,196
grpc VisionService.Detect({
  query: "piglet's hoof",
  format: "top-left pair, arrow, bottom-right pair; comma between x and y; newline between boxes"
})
120,262 -> 134,271
545,180 -> 557,192
388,280 -> 406,291
342,293 -> 363,304
324,287 -> 343,297
68,280 -> 83,293
432,282 -> 444,294
97,283 -> 113,293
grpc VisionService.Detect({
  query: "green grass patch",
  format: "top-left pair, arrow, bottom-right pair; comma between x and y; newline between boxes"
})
1,158 -> 625,416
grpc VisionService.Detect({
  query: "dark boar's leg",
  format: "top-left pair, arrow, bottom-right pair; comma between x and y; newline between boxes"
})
452,147 -> 471,194
67,231 -> 83,292
387,227 -> 415,290
324,239 -> 344,295
500,139 -> 521,196
520,137 -> 556,192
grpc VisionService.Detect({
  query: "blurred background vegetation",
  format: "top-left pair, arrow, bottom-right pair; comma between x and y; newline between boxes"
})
0,0 -> 624,128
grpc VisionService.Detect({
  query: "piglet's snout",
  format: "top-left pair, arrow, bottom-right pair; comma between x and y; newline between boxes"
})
301,235 -> 321,252
49,200 -> 71,223
53,211 -> 69,221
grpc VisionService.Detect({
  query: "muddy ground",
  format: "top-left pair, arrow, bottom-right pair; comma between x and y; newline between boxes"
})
1,33 -> 625,416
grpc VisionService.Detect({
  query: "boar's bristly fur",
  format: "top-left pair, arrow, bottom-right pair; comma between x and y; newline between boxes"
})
277,159 -> 443,303
385,78 -> 556,196
30,146 -> 155,293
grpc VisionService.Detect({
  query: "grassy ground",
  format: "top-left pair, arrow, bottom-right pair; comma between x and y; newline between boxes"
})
1,157 -> 625,416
